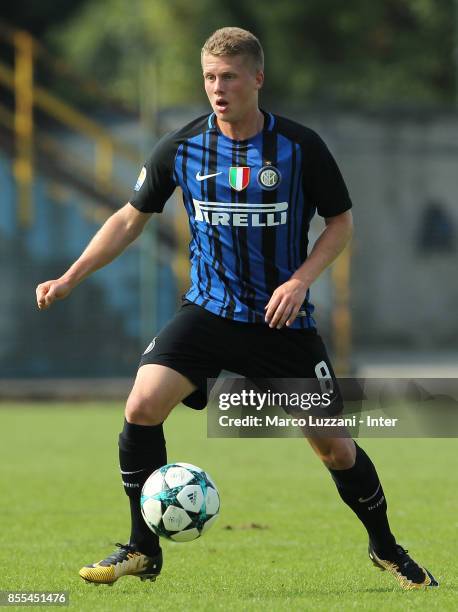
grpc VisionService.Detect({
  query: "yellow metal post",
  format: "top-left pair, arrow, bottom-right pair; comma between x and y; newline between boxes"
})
331,245 -> 352,375
95,138 -> 113,193
13,30 -> 34,227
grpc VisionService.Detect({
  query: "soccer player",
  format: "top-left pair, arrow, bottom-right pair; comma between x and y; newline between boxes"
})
36,27 -> 437,590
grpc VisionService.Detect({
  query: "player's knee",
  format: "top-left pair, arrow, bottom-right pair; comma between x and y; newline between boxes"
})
316,439 -> 356,470
125,392 -> 168,426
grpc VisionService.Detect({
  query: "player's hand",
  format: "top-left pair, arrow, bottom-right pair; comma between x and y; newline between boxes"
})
264,278 -> 308,329
36,279 -> 73,310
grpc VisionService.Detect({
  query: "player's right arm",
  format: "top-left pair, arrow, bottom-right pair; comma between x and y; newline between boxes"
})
37,128 -> 179,311
36,203 -> 151,310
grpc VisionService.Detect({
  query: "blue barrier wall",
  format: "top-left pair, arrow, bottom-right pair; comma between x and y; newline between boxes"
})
0,152 -> 178,378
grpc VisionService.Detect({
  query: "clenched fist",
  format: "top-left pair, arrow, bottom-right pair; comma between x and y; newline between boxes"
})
36,279 -> 73,310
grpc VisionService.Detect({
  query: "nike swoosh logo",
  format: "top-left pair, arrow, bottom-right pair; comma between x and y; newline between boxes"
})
196,171 -> 222,181
358,483 -> 381,503
120,468 -> 147,475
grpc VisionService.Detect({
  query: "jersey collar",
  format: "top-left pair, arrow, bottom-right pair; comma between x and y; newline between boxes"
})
207,109 -> 275,134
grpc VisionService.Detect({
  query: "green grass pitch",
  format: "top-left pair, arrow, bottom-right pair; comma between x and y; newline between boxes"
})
0,403 -> 456,611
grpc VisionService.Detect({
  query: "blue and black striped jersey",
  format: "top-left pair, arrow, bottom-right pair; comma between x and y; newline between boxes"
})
130,111 -> 352,328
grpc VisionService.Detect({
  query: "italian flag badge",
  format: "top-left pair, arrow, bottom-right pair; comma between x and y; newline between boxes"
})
229,166 -> 250,191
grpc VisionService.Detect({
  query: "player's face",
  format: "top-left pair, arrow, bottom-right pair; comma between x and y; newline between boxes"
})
202,53 -> 264,124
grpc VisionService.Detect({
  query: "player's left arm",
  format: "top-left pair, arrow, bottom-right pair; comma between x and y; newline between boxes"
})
264,210 -> 353,329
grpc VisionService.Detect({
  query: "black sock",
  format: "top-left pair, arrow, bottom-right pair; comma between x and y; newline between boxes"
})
118,418 -> 167,556
328,442 -> 396,556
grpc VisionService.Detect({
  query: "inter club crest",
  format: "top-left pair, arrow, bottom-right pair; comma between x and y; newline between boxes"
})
229,166 -> 250,191
257,164 -> 281,190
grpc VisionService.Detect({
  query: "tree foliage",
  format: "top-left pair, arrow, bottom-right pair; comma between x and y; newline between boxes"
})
48,0 -> 456,109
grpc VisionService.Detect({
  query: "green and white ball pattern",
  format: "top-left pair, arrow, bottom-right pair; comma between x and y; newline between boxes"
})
141,463 -> 220,542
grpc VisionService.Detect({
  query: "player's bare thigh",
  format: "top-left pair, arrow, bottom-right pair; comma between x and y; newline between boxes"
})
125,364 -> 197,426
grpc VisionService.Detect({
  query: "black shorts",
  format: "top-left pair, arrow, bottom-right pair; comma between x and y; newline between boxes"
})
139,301 -> 341,412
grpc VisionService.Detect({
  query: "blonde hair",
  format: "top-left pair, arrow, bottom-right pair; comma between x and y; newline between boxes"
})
201,27 -> 264,71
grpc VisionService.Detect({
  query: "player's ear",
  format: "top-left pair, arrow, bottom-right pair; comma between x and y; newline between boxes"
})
255,69 -> 264,90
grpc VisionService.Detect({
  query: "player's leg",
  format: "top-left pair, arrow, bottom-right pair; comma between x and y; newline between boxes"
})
306,435 -> 396,554
307,435 -> 438,589
230,324 -> 437,589
79,364 -> 197,585
298,334 -> 438,589
120,364 -> 197,557
80,364 -> 196,584
80,302 -> 223,585
295,330 -> 438,589
260,330 -> 397,556
297,334 -> 438,589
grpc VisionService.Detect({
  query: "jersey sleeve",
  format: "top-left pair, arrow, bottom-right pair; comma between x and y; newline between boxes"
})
301,130 -> 352,218
129,132 -> 178,213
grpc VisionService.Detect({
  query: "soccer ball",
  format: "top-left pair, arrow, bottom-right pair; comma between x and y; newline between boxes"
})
140,463 -> 220,542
